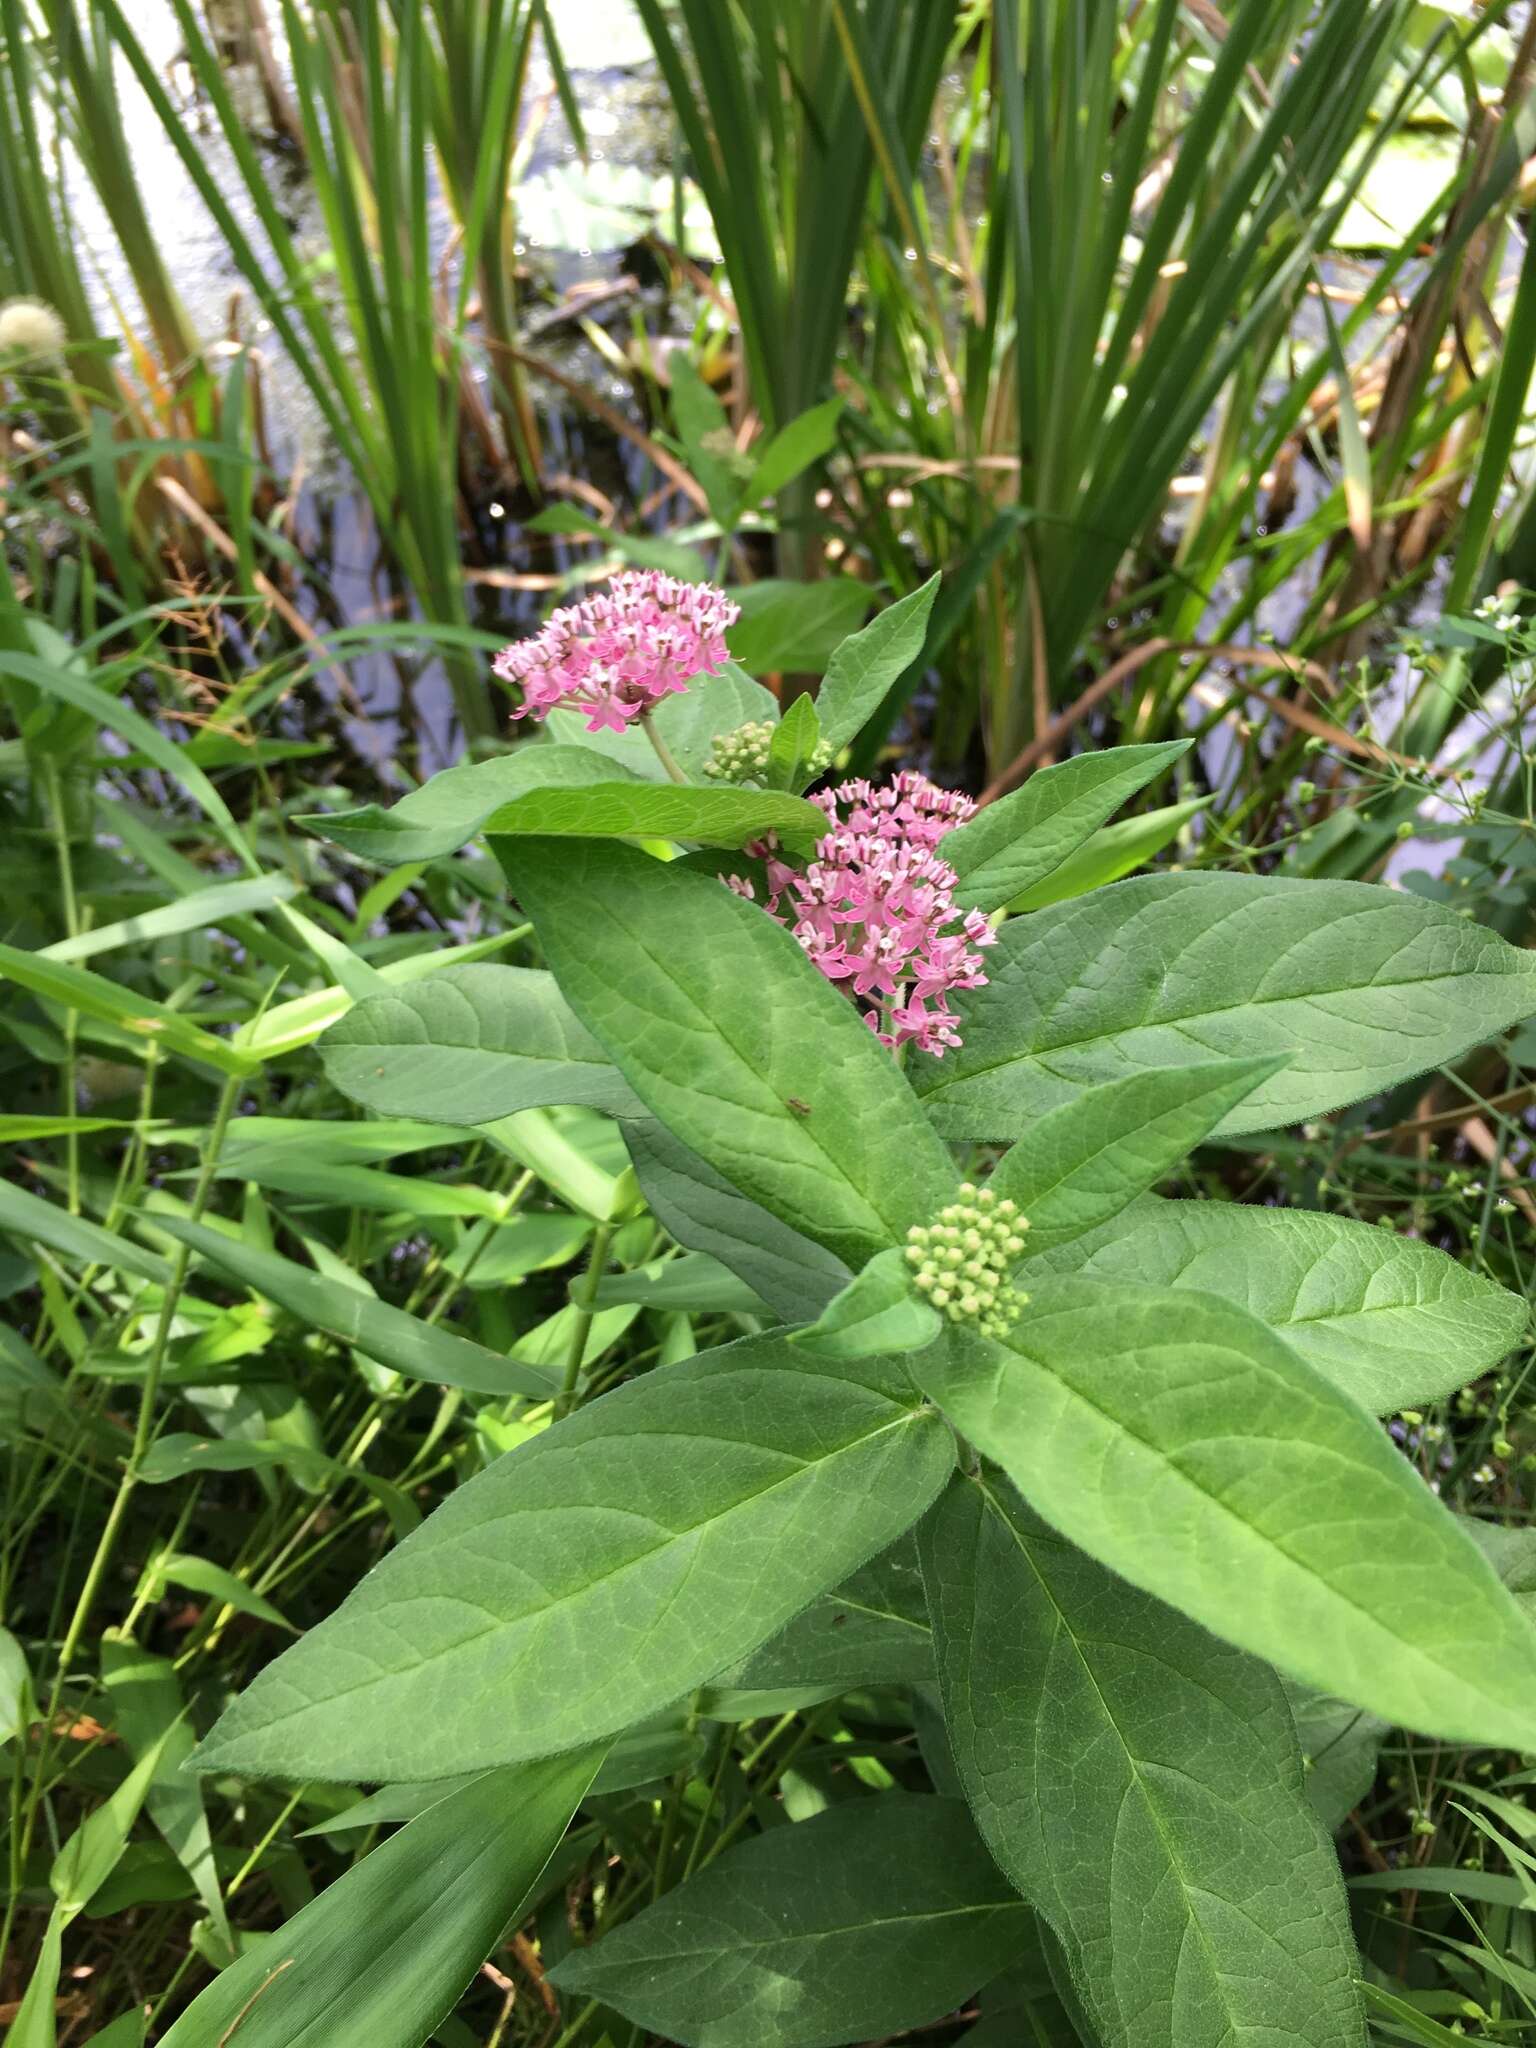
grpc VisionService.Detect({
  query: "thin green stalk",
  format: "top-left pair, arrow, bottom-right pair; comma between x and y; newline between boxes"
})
5,1068 -> 244,1974
557,1222 -> 615,1419
640,712 -> 689,784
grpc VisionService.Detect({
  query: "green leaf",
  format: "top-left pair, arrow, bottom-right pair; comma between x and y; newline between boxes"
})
0,942 -> 257,1080
319,965 -> 638,1125
789,1245 -> 941,1361
727,580 -> 875,678
714,1534 -> 934,1698
137,1434 -> 315,1485
194,1334 -> 952,1782
1286,1683 -> 1389,1830
297,745 -> 633,863
764,691 -> 823,792
668,351 -> 740,526
51,1734 -> 169,1915
1030,1197 -> 1528,1412
1004,797 -> 1208,914
150,1553 -> 293,1630
916,873 -> 1536,1139
990,1056 -> 1285,1252
813,574 -> 940,751
0,1627 -> 34,1748
504,839 -> 955,1268
308,769 -> 825,869
944,743 -> 1191,914
99,1635 -> 229,1946
550,1795 -> 1030,2048
148,1217 -> 556,1400
915,1281 -> 1536,1749
741,397 -> 844,507
593,1251 -> 769,1316
625,1120 -> 851,1323
35,872 -> 299,965
919,1473 -> 1366,2048
546,664 -> 779,782
0,1182 -> 170,1286
156,1750 -> 600,2048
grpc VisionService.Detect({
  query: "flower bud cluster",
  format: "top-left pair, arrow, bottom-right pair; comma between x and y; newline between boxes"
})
703,719 -> 832,785
905,1184 -> 1029,1338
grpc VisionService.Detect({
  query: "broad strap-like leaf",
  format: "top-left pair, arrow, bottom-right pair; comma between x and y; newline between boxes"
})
299,743 -> 634,860
301,750 -> 824,866
715,1533 -> 934,1699
943,742 -> 1190,914
625,1119 -> 850,1323
989,1055 -> 1284,1252
550,1794 -> 1029,2048
1005,797 -> 1207,914
157,1749 -> 599,2047
919,1473 -> 1367,2048
194,1333 -> 952,1782
1029,1196 -> 1528,1412
319,964 -> 638,1123
789,1245 -> 941,1361
813,574 -> 939,752
504,838 -> 955,1267
913,1281 -> 1536,1750
915,872 -> 1536,1138
150,1217 -> 557,1399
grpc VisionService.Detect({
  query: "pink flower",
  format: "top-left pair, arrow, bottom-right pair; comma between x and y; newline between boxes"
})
494,570 -> 740,733
744,771 -> 992,1057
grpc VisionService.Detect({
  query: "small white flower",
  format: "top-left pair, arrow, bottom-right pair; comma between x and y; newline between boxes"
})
0,297 -> 67,361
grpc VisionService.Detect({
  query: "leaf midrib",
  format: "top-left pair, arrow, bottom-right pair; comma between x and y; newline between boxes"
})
923,910 -> 1532,1098
221,1403 -> 934,1728
977,1476 -> 1279,2041
1000,1331 -> 1516,1716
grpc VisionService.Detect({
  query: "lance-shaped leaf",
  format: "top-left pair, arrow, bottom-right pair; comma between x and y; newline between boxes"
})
195,1334 -> 952,1782
943,742 -> 1191,914
505,839 -> 955,1268
713,1534 -> 934,1699
158,1749 -> 599,2048
319,964 -> 638,1124
546,664 -> 779,782
299,743 -> 631,860
789,1246 -> 942,1361
625,1120 -> 850,1324
1030,1196 -> 1528,1413
919,1474 -> 1366,2048
915,872 -> 1536,1139
551,1794 -> 1029,2048
302,749 -> 825,866
1005,797 -> 1207,914
151,1217 -> 557,1399
989,1055 -> 1285,1252
813,574 -> 940,752
914,1281 -> 1536,1751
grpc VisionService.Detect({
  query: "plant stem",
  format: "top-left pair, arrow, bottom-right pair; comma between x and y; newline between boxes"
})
640,711 -> 689,784
3,1067 -> 244,1978
556,1221 -> 615,1419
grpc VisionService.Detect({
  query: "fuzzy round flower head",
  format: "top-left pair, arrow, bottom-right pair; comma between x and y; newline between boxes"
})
905,1183 -> 1029,1338
741,770 -> 992,1057
493,570 -> 740,734
703,718 -> 833,786
0,298 -> 66,362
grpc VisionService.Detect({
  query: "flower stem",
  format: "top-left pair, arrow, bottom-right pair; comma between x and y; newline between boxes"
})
557,1221 -> 615,1418
641,711 -> 689,784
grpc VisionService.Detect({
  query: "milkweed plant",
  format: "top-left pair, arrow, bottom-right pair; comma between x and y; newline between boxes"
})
176,573 -> 1536,2047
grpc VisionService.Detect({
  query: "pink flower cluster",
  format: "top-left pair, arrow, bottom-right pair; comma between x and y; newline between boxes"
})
493,570 -> 740,733
739,771 -> 993,1057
